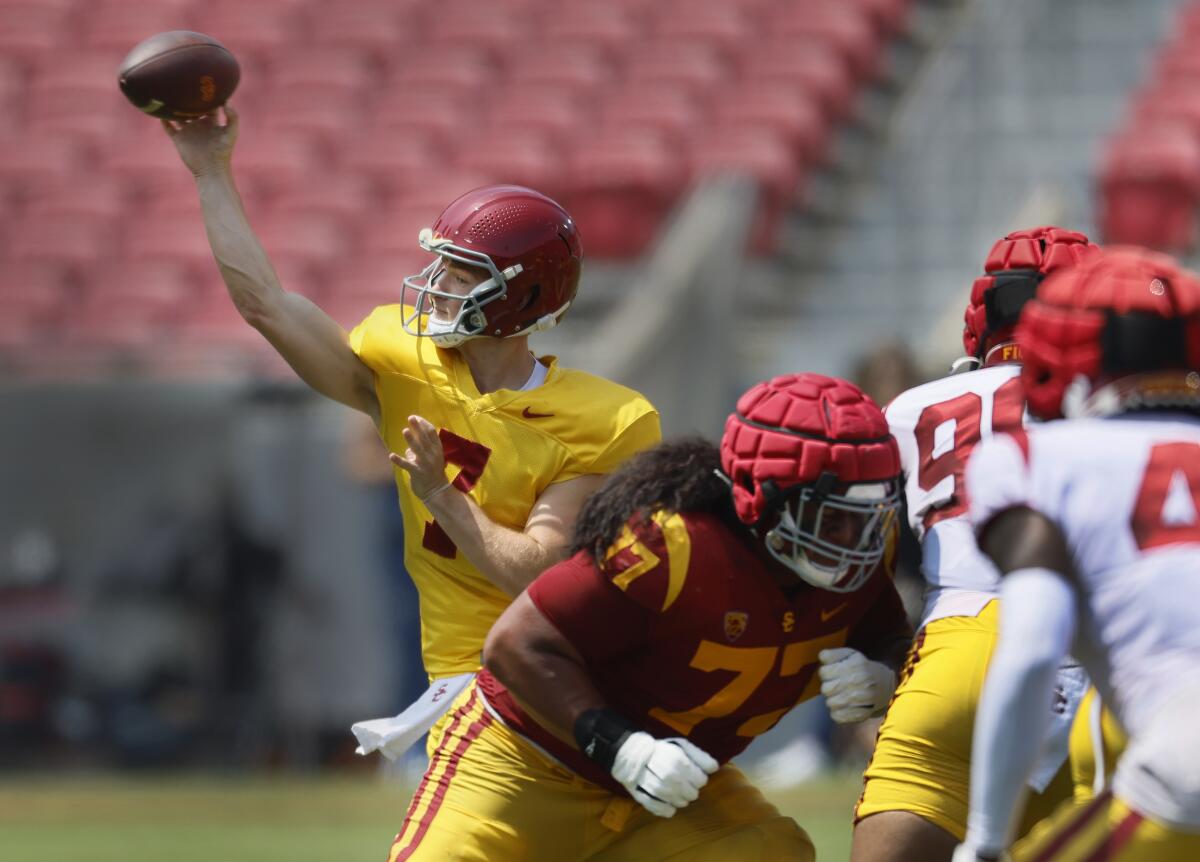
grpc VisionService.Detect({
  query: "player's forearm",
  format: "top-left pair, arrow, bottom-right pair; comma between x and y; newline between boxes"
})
424,488 -> 563,596
966,568 -> 1075,853
486,633 -> 607,744
194,169 -> 287,327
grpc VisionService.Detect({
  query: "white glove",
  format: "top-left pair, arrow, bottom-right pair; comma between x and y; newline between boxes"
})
818,647 -> 896,724
610,732 -> 719,818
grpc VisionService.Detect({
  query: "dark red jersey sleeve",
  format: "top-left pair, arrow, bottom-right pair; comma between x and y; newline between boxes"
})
846,567 -> 912,658
526,550 -> 656,663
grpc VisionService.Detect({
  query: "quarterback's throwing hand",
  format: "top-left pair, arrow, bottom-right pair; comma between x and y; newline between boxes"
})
611,733 -> 719,818
390,415 -> 450,501
818,647 -> 896,723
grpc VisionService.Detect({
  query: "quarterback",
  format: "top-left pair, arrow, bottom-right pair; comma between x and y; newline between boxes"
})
957,248 -> 1200,861
161,108 -> 660,757
384,375 -> 914,861
853,227 -> 1098,862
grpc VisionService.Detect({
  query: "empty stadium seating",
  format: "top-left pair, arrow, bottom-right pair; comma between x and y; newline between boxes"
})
0,0 -> 913,369
1100,1 -> 1200,252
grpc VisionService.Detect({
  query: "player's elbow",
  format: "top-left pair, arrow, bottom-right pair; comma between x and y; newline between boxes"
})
482,610 -> 525,685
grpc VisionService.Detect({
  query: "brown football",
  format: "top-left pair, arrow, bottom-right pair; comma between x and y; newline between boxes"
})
117,31 -> 239,120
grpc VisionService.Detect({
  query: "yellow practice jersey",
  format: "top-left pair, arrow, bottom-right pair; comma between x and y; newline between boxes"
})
349,305 -> 661,678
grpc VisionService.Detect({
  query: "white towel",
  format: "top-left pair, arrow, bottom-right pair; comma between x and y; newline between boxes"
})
351,672 -> 475,761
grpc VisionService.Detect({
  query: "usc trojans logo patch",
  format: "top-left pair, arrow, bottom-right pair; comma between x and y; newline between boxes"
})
724,611 -> 749,642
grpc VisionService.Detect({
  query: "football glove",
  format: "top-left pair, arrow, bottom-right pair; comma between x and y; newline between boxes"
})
951,843 -> 1007,862
818,647 -> 896,724
574,708 -> 718,818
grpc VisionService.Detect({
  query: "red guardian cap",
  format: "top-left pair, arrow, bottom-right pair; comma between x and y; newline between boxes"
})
719,374 -> 901,592
1018,246 -> 1200,419
962,226 -> 1098,366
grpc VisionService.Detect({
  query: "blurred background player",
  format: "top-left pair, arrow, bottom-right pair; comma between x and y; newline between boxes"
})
382,374 -> 912,861
160,108 -> 661,764
852,227 -> 1098,862
957,247 -> 1200,861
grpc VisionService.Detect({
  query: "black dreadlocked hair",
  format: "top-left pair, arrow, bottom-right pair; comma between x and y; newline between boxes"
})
570,437 -> 740,558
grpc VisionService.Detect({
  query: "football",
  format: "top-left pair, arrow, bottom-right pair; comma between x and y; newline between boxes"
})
117,30 -> 239,120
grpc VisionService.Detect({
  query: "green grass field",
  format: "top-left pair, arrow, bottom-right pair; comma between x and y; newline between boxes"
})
0,771 -> 863,861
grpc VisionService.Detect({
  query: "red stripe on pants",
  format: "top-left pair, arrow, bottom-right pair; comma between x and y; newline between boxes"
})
1028,789 -> 1112,862
1079,807 -> 1145,862
392,691 -> 495,862
386,689 -> 477,862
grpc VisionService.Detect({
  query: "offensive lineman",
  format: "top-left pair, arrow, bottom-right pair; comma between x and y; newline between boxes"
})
160,109 -> 660,762
852,228 -> 1098,862
956,247 -> 1200,861
386,375 -> 913,861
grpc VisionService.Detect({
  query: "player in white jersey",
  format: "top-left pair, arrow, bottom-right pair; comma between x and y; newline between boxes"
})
852,227 -> 1098,862
955,247 -> 1200,862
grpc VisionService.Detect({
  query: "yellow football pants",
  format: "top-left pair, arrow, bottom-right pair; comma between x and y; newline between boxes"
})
1066,687 -> 1127,802
856,601 -> 1072,841
387,681 -> 815,861
1011,789 -> 1200,862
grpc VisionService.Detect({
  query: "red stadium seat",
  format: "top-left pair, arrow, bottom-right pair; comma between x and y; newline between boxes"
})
620,43 -> 731,100
0,4 -> 72,59
689,130 -> 803,255
205,2 -> 305,56
341,134 -> 440,198
598,86 -> 705,149
539,8 -> 643,60
424,9 -> 530,65
27,75 -> 129,147
25,175 -> 129,219
62,295 -> 176,350
0,138 -> 86,202
80,259 -> 196,333
774,3 -> 881,83
847,0 -> 912,37
0,260 -> 74,322
740,41 -> 859,122
303,1 -> 411,58
485,87 -> 596,148
368,91 -> 475,152
10,213 -> 115,266
648,5 -> 757,63
79,3 -> 193,51
322,253 -> 422,328
122,210 -> 216,268
711,86 -> 830,163
360,202 -> 442,258
388,50 -> 496,101
453,132 -> 565,197
1100,129 -> 1200,253
101,130 -> 193,199
260,97 -> 361,152
1134,86 -> 1200,139
268,173 -> 381,222
230,135 -> 323,199
265,48 -> 376,104
256,212 -> 352,268
503,43 -> 616,93
561,131 -> 686,258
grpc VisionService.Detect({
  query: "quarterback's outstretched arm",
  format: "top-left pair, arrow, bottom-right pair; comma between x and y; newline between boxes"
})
959,507 -> 1078,861
163,108 -> 379,421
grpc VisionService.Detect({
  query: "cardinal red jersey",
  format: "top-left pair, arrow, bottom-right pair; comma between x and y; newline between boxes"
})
478,508 -> 909,793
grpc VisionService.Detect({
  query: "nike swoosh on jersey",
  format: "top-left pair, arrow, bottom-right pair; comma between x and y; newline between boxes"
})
820,603 -> 848,622
522,407 -> 555,419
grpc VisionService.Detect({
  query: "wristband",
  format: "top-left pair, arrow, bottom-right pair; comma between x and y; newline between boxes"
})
419,480 -> 452,504
573,708 -> 640,771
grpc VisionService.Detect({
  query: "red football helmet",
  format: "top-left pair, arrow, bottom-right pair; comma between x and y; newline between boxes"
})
720,374 -> 902,593
1018,246 -> 1200,420
961,226 -> 1097,367
401,185 -> 583,347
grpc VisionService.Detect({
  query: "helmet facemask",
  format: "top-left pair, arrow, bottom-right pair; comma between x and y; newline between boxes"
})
761,474 -> 900,593
401,228 -> 524,348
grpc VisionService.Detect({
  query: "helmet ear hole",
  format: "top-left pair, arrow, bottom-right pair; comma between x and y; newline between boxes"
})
517,284 -> 541,312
